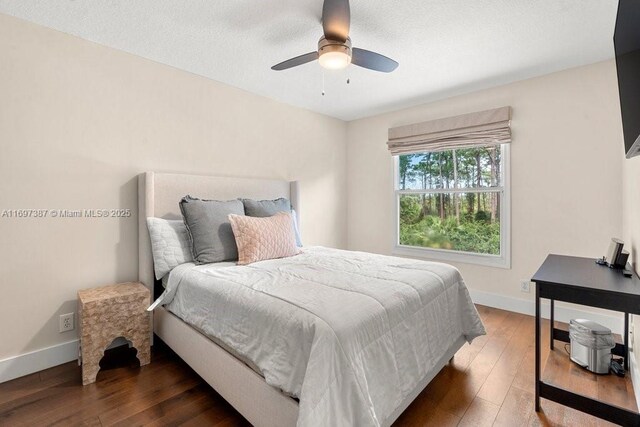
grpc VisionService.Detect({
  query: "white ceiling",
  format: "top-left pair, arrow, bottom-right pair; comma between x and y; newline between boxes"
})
0,0 -> 618,121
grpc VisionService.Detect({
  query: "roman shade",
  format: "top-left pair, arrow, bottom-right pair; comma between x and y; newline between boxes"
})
387,106 -> 512,155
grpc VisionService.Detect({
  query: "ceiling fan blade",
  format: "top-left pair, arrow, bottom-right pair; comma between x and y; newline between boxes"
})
271,52 -> 319,71
322,0 -> 350,42
351,48 -> 399,73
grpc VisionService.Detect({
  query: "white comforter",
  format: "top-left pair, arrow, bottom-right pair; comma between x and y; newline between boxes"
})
160,247 -> 485,427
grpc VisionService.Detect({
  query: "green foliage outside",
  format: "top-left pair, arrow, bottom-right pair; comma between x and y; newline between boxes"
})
399,195 -> 500,255
398,147 -> 502,255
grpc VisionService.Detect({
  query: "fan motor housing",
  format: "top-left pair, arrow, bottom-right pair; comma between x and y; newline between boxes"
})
318,36 -> 352,59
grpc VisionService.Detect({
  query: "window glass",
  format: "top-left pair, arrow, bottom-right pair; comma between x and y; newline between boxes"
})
396,145 -> 505,258
398,147 -> 501,190
399,193 -> 501,255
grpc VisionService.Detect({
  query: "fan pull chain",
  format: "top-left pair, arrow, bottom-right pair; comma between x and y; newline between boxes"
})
322,70 -> 325,96
347,77 -> 350,85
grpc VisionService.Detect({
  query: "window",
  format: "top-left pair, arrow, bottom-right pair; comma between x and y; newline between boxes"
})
393,144 -> 510,268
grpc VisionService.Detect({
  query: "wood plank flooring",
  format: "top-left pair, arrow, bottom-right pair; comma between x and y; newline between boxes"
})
0,305 -> 636,426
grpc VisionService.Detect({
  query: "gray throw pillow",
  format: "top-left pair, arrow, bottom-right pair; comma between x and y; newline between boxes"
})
180,196 -> 245,263
241,198 -> 302,246
242,198 -> 291,217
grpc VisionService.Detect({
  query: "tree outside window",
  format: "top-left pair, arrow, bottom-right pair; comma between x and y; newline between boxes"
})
396,145 -> 505,256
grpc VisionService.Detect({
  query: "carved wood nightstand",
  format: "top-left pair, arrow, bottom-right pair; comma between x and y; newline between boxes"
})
77,282 -> 151,385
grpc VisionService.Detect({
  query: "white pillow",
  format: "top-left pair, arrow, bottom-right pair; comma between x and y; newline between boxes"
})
146,217 -> 193,280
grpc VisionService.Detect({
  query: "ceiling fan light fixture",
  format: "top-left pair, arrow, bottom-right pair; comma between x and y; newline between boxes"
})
319,50 -> 351,70
317,36 -> 352,70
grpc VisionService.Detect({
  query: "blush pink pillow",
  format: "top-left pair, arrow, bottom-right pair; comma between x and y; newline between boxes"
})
228,212 -> 300,265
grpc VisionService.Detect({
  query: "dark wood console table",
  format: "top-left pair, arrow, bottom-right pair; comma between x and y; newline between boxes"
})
532,254 -> 640,426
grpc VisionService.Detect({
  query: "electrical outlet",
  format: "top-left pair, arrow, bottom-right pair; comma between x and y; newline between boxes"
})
520,280 -> 531,293
59,313 -> 74,332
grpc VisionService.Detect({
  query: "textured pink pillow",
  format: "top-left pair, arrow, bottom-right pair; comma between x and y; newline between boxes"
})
228,212 -> 300,265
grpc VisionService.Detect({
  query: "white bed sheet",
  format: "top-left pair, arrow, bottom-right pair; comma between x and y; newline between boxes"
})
159,247 -> 485,427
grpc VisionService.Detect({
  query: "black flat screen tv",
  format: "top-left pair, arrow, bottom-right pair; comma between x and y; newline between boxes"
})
614,0 -> 640,159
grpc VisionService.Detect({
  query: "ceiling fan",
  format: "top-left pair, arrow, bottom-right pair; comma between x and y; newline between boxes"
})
271,0 -> 399,73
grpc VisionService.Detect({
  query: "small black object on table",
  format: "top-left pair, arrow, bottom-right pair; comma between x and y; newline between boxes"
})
531,254 -> 640,426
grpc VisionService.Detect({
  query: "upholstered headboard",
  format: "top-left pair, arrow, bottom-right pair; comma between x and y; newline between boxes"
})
138,172 -> 300,292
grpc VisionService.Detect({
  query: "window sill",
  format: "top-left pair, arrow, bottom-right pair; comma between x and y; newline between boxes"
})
392,245 -> 511,269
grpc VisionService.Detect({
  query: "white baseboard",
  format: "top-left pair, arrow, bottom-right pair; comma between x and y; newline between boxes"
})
0,336 -> 132,384
0,339 -> 79,383
469,288 -> 625,334
629,349 -> 640,411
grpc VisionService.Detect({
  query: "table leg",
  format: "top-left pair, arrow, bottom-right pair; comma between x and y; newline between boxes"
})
535,285 -> 541,412
550,299 -> 554,350
624,313 -> 629,371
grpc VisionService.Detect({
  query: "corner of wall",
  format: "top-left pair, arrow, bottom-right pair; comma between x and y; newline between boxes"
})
622,154 -> 640,409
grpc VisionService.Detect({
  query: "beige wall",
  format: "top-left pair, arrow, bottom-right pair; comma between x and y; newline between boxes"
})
0,14 -> 347,360
623,154 -> 640,357
623,159 -> 640,279
346,60 -> 624,302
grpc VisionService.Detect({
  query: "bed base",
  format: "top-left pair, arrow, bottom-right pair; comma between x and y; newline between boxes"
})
154,306 -> 299,427
155,306 -> 465,427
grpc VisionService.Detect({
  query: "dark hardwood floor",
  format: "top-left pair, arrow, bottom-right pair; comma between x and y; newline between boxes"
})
0,305 -> 636,426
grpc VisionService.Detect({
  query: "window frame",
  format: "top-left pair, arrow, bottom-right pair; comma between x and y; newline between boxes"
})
391,144 -> 511,269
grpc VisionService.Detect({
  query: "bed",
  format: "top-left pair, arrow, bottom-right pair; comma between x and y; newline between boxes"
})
138,171 -> 485,427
